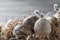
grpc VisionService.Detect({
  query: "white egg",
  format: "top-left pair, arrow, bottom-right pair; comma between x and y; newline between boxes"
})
34,18 -> 51,36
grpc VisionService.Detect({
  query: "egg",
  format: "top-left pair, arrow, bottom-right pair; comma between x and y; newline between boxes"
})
13,25 -> 32,39
34,18 -> 51,37
22,16 -> 39,31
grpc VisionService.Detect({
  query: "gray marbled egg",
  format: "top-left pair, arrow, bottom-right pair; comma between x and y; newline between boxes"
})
22,16 -> 39,31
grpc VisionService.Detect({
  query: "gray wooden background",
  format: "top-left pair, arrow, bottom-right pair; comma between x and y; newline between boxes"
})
0,0 -> 60,22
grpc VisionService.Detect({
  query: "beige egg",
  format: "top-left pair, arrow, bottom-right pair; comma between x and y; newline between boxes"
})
47,16 -> 59,27
54,10 -> 60,26
13,25 -> 32,39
